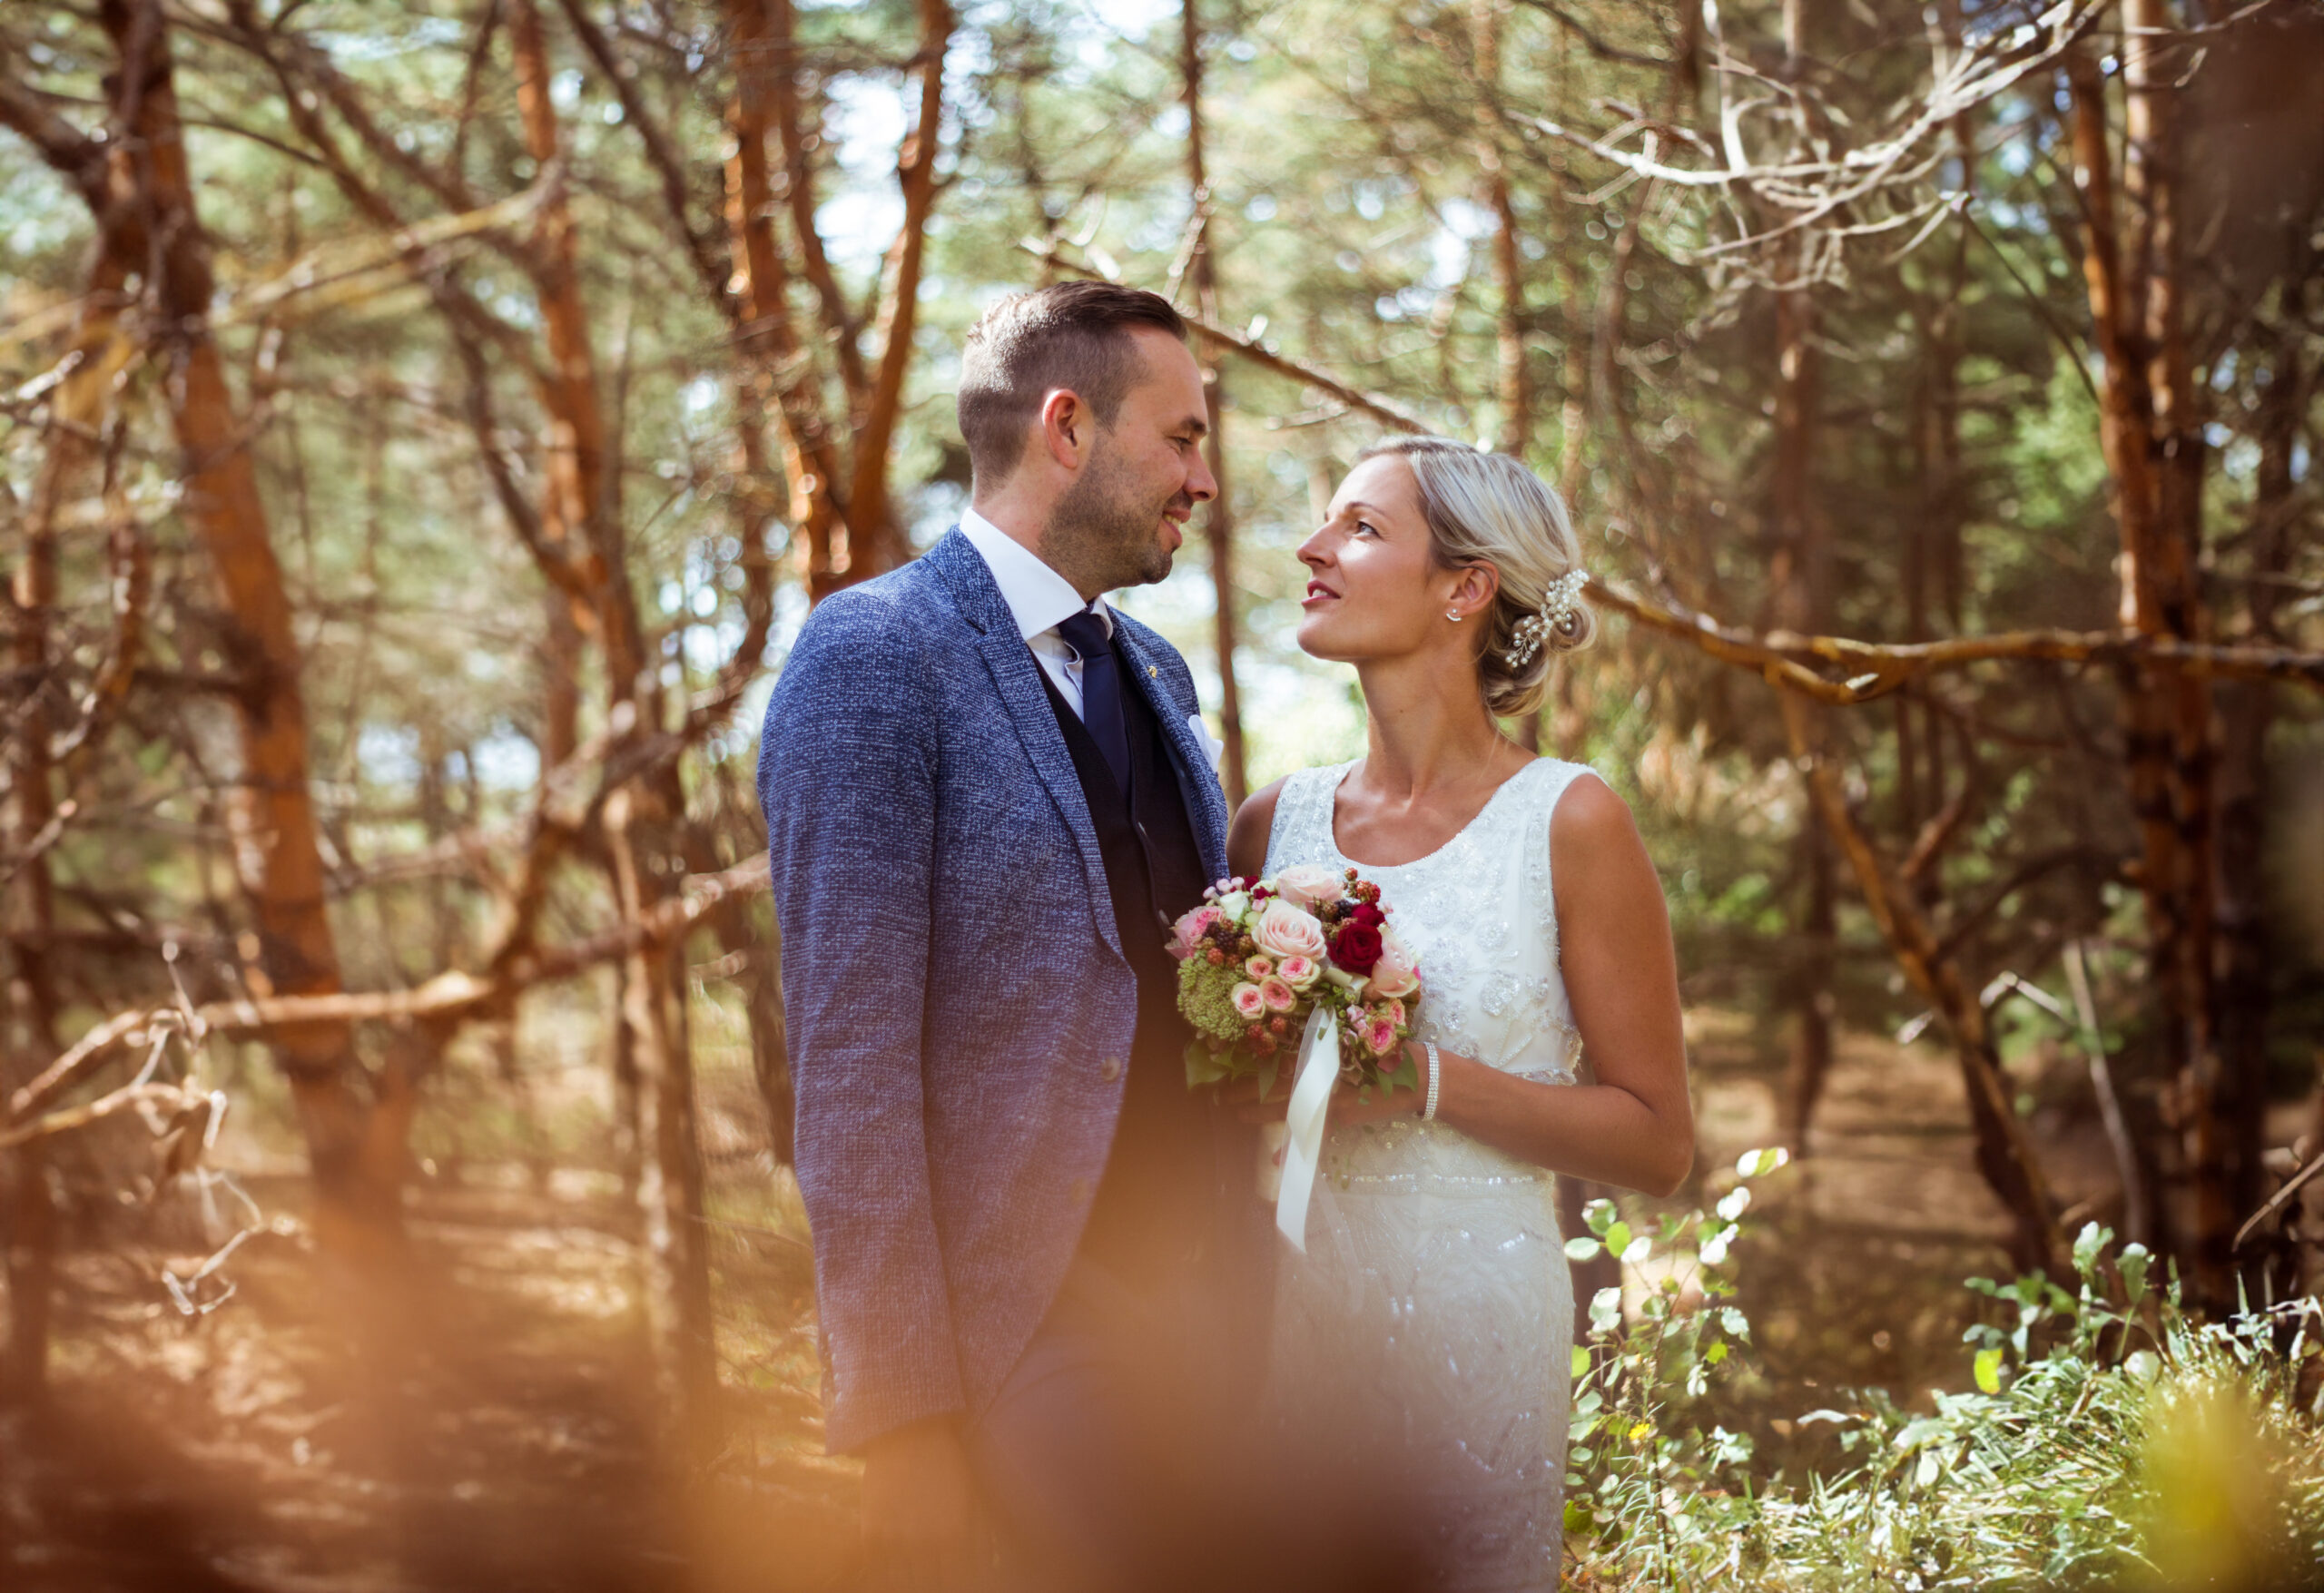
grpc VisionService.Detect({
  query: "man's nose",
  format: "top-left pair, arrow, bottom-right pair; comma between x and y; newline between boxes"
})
1187,447 -> 1218,504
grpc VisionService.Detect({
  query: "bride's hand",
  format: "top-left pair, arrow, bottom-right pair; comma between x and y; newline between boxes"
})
1317,1050 -> 1428,1129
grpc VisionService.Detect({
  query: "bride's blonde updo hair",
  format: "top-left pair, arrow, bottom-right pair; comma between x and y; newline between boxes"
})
1358,436 -> 1597,718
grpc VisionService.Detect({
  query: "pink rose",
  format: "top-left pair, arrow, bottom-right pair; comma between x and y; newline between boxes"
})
1244,955 -> 1275,979
1276,954 -> 1320,991
1368,929 -> 1421,999
1230,982 -> 1266,1021
1251,899 -> 1327,962
1169,904 -> 1221,961
1364,1018 -> 1399,1057
1259,976 -> 1297,1013
1270,863 -> 1344,910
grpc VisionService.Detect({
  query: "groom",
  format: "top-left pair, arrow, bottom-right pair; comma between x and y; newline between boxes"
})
759,281 -> 1271,1588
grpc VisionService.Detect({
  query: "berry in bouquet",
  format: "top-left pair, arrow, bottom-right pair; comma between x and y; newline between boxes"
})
1167,862 -> 1424,1102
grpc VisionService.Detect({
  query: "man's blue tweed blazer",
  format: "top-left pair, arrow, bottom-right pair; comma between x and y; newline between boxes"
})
758,527 -> 1230,1454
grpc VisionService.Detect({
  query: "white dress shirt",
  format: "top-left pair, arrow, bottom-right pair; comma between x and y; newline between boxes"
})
956,510 -> 1231,773
959,507 -> 1113,717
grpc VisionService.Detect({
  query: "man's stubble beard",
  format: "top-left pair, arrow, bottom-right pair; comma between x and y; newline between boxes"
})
1041,438 -> 1183,595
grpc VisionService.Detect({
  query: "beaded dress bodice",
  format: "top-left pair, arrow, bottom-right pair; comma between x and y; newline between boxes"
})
1263,756 -> 1589,1592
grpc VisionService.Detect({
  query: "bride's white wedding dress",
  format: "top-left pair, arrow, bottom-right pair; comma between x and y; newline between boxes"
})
1263,756 -> 1590,1592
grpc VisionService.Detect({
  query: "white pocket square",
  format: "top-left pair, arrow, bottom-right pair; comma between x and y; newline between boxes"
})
1188,713 -> 1227,773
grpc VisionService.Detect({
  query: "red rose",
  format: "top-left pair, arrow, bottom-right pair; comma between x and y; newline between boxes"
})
1330,919 -> 1384,976
1347,902 -> 1386,930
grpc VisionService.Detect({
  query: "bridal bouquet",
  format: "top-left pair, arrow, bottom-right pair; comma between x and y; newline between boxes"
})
1169,865 -> 1423,1096
1167,865 -> 1424,1251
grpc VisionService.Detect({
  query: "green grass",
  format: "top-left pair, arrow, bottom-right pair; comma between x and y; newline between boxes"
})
1567,1157 -> 2324,1592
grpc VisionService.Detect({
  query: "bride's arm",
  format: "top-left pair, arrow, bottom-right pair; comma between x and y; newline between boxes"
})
1332,773 -> 1696,1198
1226,777 -> 1287,883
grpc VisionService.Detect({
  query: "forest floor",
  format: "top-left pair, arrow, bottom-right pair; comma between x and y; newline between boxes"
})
0,1006 -> 2154,1591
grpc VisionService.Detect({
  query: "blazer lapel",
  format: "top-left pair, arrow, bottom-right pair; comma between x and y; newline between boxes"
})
927,531 -> 1120,957
1116,624 -> 1231,885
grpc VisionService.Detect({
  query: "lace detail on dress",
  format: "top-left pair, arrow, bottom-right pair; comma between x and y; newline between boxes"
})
1270,758 -> 1588,1087
1262,756 -> 1594,1592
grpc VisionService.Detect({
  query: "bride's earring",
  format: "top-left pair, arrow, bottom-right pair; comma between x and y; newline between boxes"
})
1446,610 -> 1463,622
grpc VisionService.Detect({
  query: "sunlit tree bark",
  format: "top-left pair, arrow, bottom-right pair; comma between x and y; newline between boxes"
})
2067,10 -> 2223,1284
842,0 -> 951,578
84,0 -> 392,1243
1181,0 -> 1248,804
508,0 -> 715,1454
0,280 -> 91,1404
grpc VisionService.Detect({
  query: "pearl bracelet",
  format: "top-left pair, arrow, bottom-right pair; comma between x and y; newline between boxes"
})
1421,1041 -> 1442,1122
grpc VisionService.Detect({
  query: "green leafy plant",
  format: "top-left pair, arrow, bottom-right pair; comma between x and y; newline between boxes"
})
1564,1156 -> 2324,1592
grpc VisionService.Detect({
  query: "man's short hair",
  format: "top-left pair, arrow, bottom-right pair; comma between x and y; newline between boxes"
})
956,281 -> 1189,481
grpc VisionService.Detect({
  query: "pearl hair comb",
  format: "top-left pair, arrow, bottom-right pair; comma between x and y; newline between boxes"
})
1502,570 -> 1589,669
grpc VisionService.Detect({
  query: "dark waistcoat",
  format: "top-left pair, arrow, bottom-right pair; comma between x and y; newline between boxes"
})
1037,647 -> 1216,1279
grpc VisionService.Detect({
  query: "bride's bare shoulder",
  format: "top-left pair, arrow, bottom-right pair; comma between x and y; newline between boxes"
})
1548,769 -> 1658,903
1227,776 -> 1291,881
1547,766 -> 1631,842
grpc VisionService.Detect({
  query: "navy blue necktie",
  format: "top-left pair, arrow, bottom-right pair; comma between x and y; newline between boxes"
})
1056,609 -> 1130,795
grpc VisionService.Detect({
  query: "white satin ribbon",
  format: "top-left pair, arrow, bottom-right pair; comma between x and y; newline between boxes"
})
1275,1003 -> 1341,1252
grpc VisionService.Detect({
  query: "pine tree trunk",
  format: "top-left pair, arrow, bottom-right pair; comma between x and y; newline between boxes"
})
2213,326 -> 2300,1252
98,0 -> 397,1244
1782,698 -> 2071,1279
609,792 -> 719,1463
2069,16 -> 2221,1284
1769,182 -> 1835,1149
0,275 -> 86,1405
511,0 -> 716,1452
839,0 -> 950,583
1181,0 -> 1248,805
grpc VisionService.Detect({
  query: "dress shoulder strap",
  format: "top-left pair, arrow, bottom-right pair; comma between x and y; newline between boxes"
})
1522,756 -> 1596,815
1514,758 -> 1601,944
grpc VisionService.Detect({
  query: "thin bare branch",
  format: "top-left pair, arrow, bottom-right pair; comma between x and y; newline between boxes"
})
7,854 -> 771,1127
1592,576 -> 2324,702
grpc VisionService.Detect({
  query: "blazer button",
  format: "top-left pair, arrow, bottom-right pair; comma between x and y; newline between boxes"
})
1099,1056 -> 1122,1082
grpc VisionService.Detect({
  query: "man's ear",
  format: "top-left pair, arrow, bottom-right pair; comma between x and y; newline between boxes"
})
1038,388 -> 1088,470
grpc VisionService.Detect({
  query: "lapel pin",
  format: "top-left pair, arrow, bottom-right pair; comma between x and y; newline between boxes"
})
1146,664 -> 1157,679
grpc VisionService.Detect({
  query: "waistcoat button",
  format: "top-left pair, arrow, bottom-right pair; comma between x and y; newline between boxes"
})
1099,1056 -> 1122,1081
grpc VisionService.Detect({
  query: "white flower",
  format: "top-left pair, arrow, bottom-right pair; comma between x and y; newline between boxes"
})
1251,899 -> 1327,961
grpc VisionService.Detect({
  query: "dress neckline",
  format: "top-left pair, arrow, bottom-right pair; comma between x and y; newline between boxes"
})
1323,756 -> 1550,873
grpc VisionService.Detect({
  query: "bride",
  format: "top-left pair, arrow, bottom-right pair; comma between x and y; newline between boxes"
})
1229,437 -> 1695,1591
